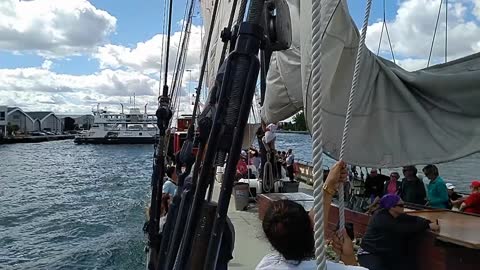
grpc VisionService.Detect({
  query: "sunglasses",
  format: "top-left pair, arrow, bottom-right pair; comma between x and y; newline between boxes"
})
395,203 -> 405,208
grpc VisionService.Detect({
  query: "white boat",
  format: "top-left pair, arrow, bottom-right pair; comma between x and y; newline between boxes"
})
74,105 -> 158,144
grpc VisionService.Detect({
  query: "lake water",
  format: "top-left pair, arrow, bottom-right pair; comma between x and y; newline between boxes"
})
1,135 -> 478,269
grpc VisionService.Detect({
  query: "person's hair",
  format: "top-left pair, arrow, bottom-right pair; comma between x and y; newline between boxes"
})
403,165 -> 418,175
422,164 -> 439,178
262,200 -> 314,262
166,166 -> 175,178
161,194 -> 170,215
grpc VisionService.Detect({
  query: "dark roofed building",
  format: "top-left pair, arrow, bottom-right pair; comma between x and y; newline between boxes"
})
26,111 -> 62,133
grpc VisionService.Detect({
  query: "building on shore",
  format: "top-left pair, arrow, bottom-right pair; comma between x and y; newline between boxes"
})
0,106 -> 7,137
0,105 -> 65,136
6,107 -> 35,135
57,115 -> 94,131
25,112 -> 62,133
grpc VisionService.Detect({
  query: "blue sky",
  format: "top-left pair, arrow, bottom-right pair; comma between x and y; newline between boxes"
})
0,0 -> 479,113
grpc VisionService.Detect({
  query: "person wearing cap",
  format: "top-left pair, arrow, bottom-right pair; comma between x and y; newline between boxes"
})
364,169 -> 389,203
358,194 -> 440,270
423,164 -> 449,209
399,166 -> 427,205
446,183 -> 464,209
459,180 -> 480,214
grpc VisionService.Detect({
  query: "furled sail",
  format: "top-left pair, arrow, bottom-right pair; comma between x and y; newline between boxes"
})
200,0 -> 261,149
261,0 -> 480,167
199,0 -> 240,90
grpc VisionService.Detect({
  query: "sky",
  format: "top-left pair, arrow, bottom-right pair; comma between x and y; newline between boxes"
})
0,0 -> 479,114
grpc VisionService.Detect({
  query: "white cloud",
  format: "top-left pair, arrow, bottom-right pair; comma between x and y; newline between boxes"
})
41,60 -> 53,70
0,67 -> 160,113
0,0 -> 116,57
94,24 -> 204,78
473,0 -> 480,18
396,58 -> 429,71
366,0 -> 480,69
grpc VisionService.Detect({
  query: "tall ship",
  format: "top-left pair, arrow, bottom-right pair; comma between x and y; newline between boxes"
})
74,104 -> 158,144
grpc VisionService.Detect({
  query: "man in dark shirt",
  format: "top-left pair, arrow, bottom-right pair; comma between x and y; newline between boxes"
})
399,166 -> 427,205
446,183 -> 464,209
358,194 -> 439,270
364,169 -> 389,203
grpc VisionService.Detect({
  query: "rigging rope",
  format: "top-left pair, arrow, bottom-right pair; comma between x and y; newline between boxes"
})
427,0 -> 444,67
376,0 -> 395,63
217,0 -> 240,75
445,0 -> 448,62
311,0 -> 372,268
162,0 -> 175,97
158,0 -> 168,97
338,0 -> 372,230
311,0 -> 328,268
187,0 -> 221,129
169,0 -> 191,90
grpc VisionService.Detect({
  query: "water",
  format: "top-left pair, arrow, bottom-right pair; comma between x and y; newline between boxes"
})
276,133 -> 480,193
0,141 -> 152,270
1,134 -> 478,269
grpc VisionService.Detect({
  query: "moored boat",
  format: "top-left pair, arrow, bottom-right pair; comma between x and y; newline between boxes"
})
74,104 -> 158,144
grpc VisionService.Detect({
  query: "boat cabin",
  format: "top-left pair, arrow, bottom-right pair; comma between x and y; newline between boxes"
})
168,115 -> 200,160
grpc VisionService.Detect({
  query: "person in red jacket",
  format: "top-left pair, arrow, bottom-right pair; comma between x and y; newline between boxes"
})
459,180 -> 480,214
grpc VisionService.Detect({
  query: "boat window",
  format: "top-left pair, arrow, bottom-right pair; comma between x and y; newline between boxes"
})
139,132 -> 142,136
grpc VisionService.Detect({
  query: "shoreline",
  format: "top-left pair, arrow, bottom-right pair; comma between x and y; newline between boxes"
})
0,135 -> 75,144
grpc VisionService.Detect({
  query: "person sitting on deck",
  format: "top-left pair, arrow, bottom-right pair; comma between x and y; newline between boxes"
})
162,166 -> 177,197
459,180 -> 480,214
236,150 -> 249,180
399,166 -> 427,205
446,183 -> 464,210
423,164 -> 449,209
357,194 -> 440,270
256,161 -> 367,270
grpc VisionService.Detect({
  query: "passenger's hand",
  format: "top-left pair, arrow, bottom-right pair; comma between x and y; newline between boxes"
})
429,223 -> 440,232
325,160 -> 348,191
332,229 -> 357,265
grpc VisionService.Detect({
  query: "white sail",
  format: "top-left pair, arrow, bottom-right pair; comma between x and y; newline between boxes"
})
261,0 -> 480,167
